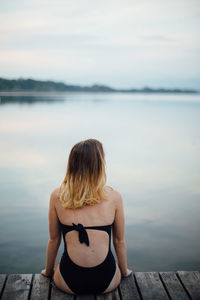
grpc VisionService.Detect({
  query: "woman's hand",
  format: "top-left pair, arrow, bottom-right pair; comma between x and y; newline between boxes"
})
122,268 -> 132,277
41,268 -> 54,278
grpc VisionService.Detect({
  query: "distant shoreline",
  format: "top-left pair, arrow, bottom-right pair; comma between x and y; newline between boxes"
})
0,77 -> 198,94
0,91 -> 199,97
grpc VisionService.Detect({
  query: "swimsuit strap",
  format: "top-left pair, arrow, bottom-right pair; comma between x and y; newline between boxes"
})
59,222 -> 112,247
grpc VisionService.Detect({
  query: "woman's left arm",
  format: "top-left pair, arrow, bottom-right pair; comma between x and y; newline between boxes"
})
41,189 -> 61,277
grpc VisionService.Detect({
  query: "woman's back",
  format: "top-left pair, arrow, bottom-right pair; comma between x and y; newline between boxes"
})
55,185 -> 116,268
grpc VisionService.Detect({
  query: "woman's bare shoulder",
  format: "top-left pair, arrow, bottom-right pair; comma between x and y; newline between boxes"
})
105,185 -> 122,202
50,187 -> 61,203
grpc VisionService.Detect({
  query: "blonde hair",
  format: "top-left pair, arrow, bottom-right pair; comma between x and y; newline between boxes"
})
58,139 -> 107,209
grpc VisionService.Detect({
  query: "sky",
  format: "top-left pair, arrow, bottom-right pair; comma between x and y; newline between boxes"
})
0,0 -> 200,89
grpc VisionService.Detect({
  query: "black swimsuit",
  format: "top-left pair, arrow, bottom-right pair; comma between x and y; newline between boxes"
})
59,222 -> 116,294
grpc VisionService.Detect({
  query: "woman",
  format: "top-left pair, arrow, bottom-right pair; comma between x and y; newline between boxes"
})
41,139 -> 132,294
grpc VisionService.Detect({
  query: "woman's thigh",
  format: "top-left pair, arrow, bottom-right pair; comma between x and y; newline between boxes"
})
103,263 -> 121,294
53,262 -> 75,294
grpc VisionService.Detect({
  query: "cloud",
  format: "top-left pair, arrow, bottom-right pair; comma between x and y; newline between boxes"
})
0,0 -> 200,88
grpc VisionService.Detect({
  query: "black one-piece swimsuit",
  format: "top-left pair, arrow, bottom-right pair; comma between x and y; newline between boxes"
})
59,221 -> 116,294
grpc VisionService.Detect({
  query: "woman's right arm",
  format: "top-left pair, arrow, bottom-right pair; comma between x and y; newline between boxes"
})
112,191 -> 132,277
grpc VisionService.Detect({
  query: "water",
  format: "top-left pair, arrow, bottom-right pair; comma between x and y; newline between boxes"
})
0,92 -> 200,273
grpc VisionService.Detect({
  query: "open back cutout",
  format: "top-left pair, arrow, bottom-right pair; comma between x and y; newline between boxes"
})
64,229 -> 110,268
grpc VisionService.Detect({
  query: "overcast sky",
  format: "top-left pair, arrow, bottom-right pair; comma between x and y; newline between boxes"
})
0,0 -> 200,89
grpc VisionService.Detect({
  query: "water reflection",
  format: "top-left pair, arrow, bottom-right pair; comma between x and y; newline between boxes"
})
0,95 -> 66,105
0,93 -> 200,273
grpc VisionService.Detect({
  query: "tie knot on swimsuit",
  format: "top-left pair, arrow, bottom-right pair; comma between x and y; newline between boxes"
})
72,223 -> 89,246
72,223 -> 83,231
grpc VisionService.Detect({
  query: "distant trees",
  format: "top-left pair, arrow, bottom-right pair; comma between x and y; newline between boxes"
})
0,78 -> 197,94
0,78 -> 80,91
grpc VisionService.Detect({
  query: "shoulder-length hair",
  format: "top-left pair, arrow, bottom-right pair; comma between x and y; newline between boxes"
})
58,139 -> 107,209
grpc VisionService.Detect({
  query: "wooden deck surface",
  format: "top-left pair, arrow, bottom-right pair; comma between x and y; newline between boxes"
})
0,271 -> 200,300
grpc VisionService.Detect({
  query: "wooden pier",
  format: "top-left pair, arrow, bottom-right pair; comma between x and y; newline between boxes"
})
0,271 -> 200,300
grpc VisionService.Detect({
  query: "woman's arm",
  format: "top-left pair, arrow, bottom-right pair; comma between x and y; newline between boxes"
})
41,189 -> 61,277
112,191 -> 132,277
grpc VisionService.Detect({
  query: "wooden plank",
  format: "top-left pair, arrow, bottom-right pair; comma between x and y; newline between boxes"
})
1,274 -> 32,300
177,271 -> 200,300
135,272 -> 168,300
0,275 -> 7,298
0,271 -> 199,300
119,274 -> 140,300
96,288 -> 120,299
50,281 -> 74,300
160,272 -> 189,300
30,274 -> 50,300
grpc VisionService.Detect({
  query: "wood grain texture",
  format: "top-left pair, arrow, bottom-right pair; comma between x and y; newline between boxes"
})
1,274 -> 32,300
160,272 -> 189,300
50,282 -> 74,300
119,274 -> 141,300
135,272 -> 169,300
0,275 -> 7,298
30,274 -> 50,300
96,287 -> 121,299
177,271 -> 200,300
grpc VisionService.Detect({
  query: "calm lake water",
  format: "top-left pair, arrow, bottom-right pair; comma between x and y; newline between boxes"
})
0,92 -> 200,273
